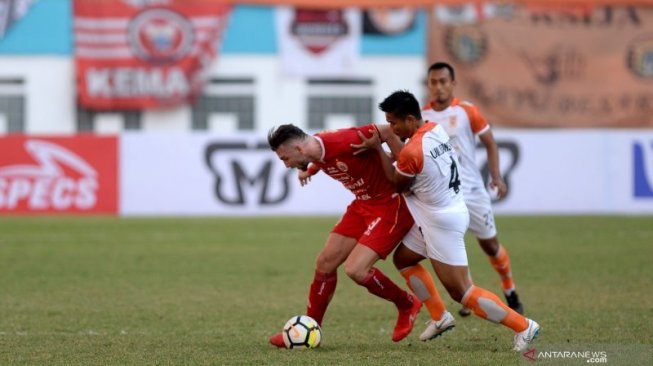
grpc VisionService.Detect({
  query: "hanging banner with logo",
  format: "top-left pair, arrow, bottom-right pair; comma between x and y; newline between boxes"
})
428,5 -> 653,127
0,0 -> 36,39
74,0 -> 231,110
276,7 -> 361,77
0,135 -> 118,214
362,7 -> 417,36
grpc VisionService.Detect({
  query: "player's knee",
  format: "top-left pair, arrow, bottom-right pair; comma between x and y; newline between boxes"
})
392,244 -> 423,270
441,280 -> 466,302
343,262 -> 367,283
315,252 -> 340,273
478,237 -> 500,256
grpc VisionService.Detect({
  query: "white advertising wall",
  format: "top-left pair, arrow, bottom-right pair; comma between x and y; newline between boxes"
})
488,130 -> 653,214
120,132 -> 352,216
120,129 -> 653,216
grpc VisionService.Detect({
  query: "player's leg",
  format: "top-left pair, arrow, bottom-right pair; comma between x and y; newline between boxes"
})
478,236 -> 523,314
268,233 -> 357,348
394,228 -> 453,341
344,196 -> 420,342
344,243 -> 421,342
467,191 -> 524,314
269,204 -> 363,348
430,259 -> 539,351
420,208 -> 539,350
309,233 -> 358,324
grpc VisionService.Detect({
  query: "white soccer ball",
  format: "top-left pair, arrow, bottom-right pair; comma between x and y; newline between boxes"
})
281,315 -> 322,349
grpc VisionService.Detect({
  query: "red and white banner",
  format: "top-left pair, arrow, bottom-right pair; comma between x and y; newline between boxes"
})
74,0 -> 231,110
276,7 -> 361,77
0,136 -> 118,214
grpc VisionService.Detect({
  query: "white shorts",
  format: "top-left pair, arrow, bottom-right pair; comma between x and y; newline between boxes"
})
464,187 -> 498,240
401,207 -> 470,266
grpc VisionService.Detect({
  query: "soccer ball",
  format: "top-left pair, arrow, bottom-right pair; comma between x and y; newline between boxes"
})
282,315 -> 322,349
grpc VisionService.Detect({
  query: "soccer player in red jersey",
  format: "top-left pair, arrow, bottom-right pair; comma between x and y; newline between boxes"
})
266,124 -> 421,347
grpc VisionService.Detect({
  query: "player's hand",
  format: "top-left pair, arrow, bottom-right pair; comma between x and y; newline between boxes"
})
489,178 -> 507,199
298,169 -> 312,186
351,129 -> 382,155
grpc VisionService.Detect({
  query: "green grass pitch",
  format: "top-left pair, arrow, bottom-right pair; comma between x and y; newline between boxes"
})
1,216 -> 652,365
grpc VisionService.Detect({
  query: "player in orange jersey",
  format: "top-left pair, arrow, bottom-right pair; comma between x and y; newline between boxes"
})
422,62 -> 524,316
354,90 -> 539,351
266,123 -> 421,347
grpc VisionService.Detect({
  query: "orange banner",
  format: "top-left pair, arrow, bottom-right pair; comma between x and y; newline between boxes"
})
226,1 -> 653,9
428,5 -> 653,127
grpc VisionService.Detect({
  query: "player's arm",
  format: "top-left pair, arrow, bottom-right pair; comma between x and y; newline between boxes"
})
352,129 -> 412,192
478,129 -> 507,198
374,124 -> 404,161
298,163 -> 320,187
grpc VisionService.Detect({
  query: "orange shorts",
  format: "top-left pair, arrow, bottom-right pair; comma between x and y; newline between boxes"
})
332,194 -> 414,259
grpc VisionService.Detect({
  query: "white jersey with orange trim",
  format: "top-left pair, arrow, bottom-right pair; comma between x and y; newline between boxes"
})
396,121 -> 469,265
421,98 -> 489,193
396,122 -> 467,213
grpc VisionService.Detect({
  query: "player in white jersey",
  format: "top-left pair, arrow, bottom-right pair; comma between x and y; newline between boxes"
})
353,90 -> 539,352
422,61 -> 524,316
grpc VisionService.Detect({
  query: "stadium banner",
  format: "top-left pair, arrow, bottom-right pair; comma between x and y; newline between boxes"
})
120,132 -> 352,216
362,7 -> 418,36
276,7 -> 361,77
227,1 -> 653,9
74,0 -> 231,110
0,0 -> 37,39
0,135 -> 118,214
120,131 -> 653,216
427,5 -> 653,128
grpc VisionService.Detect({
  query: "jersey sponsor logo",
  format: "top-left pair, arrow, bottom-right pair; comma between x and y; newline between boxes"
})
204,141 -> 294,205
475,140 -> 520,203
0,137 -> 118,213
633,141 -> 653,198
336,161 -> 348,172
364,217 -> 381,236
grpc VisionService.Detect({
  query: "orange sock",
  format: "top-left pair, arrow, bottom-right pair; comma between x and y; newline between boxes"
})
489,245 -> 515,293
461,285 -> 528,332
400,264 -> 446,321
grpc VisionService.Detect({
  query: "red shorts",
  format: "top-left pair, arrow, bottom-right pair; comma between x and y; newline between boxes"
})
332,194 -> 414,259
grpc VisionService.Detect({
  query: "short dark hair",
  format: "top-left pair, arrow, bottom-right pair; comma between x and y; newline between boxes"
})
378,90 -> 422,120
267,124 -> 309,151
428,61 -> 455,81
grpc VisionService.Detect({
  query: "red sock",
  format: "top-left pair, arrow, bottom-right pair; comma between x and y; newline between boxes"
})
360,267 -> 412,309
306,270 -> 337,325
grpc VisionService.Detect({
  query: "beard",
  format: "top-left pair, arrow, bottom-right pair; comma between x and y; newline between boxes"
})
298,161 -> 310,171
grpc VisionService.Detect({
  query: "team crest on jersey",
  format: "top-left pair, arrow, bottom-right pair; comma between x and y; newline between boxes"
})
448,115 -> 458,128
128,8 -> 194,64
336,161 -> 348,172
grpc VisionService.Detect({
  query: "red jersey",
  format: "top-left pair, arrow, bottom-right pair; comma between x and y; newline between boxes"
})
312,124 -> 396,201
